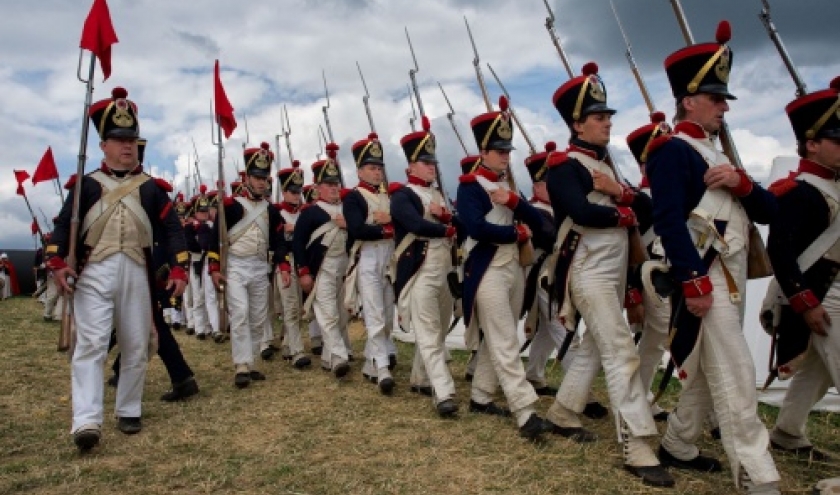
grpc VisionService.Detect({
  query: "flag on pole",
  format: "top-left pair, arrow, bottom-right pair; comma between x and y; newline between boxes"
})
79,0 -> 119,81
214,60 -> 237,138
32,147 -> 59,185
14,170 -> 29,196
31,219 -> 39,236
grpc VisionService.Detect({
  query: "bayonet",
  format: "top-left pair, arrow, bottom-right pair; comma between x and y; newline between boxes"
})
405,27 -> 426,117
759,0 -> 808,97
541,0 -> 574,77
438,81 -> 471,155
407,84 -> 417,132
357,61 -> 377,134
487,63 -> 536,155
281,105 -> 294,163
464,16 -> 492,111
610,0 -> 656,113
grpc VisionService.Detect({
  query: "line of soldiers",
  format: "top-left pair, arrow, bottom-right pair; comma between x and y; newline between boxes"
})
39,20 -> 840,495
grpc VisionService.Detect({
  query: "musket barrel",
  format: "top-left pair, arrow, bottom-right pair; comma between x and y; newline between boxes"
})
759,1 -> 808,96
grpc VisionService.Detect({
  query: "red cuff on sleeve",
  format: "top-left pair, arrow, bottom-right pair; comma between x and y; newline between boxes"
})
504,192 -> 520,209
616,206 -> 637,228
436,210 -> 453,224
616,185 -> 636,206
789,289 -> 820,314
624,288 -> 643,308
730,169 -> 754,197
515,224 -> 529,243
279,262 -> 291,273
45,256 -> 67,271
682,275 -> 713,298
444,226 -> 457,238
208,262 -> 220,274
297,266 -> 310,278
382,223 -> 395,239
169,266 -> 188,283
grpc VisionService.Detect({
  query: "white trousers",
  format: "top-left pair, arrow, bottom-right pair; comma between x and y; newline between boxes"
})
226,255 -> 270,367
525,288 -> 575,387
71,253 -> 151,431
189,261 -> 209,335
662,254 -> 779,487
471,255 -> 538,416
204,266 -> 220,334
43,277 -> 60,318
0,273 -> 10,299
279,267 -> 305,355
407,244 -> 455,402
636,283 -> 671,409
357,242 -> 395,369
314,254 -> 350,363
773,280 -> 840,448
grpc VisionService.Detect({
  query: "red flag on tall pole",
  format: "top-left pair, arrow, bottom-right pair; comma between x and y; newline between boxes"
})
214,60 -> 237,138
79,0 -> 119,81
14,170 -> 29,196
31,219 -> 39,235
32,147 -> 59,185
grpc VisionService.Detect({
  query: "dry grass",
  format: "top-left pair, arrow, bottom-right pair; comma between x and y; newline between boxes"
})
0,296 -> 838,495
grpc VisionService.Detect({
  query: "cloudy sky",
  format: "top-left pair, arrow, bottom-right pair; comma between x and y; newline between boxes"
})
1,0 -> 838,249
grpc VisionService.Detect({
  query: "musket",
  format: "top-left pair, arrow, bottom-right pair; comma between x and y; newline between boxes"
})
191,137 -> 203,187
541,0 -> 575,77
321,70 -> 345,187
317,126 -> 325,160
241,115 -> 250,152
759,0 -> 808,97
282,105 -> 294,164
275,133 -> 282,203
59,49 -> 97,352
438,81 -> 471,155
464,17 -> 493,112
487,63 -> 537,155
357,61 -> 388,188
407,84 -> 418,132
405,26 -> 454,212
210,99 -> 230,336
609,0 -> 656,114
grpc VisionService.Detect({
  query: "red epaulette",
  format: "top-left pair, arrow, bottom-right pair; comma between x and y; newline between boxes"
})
545,152 -> 569,168
646,135 -> 672,157
339,188 -> 352,201
458,174 -> 478,183
154,177 -> 173,192
300,203 -> 313,211
64,174 -> 78,190
768,172 -> 800,197
223,196 -> 235,207
387,182 -> 403,195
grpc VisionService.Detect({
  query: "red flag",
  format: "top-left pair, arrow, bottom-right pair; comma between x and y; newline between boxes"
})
32,147 -> 59,185
31,219 -> 39,235
79,0 -> 119,81
16,184 -> 25,196
214,60 -> 237,139
14,170 -> 30,184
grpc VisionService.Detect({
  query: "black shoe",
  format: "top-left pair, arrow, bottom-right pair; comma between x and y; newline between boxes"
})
292,355 -> 312,370
249,371 -> 266,381
213,333 -> 227,344
410,385 -> 433,397
106,374 -> 119,388
468,400 -> 512,417
333,362 -> 350,379
532,385 -> 558,397
437,399 -> 459,417
185,327 -> 195,336
388,354 -> 397,371
172,323 -> 182,331
658,445 -> 722,472
770,441 -> 832,462
43,315 -> 51,321
73,427 -> 100,451
519,413 -> 552,440
234,372 -> 250,389
465,372 -> 473,382
653,410 -> 670,422
160,376 -> 199,402
379,377 -> 395,396
348,354 -> 355,362
196,334 -> 207,341
709,427 -> 721,440
117,417 -> 142,435
547,421 -> 598,443
260,348 -> 275,361
268,344 -> 280,352
311,346 -> 322,356
623,465 -> 675,488
362,372 -> 378,384
582,401 -> 609,420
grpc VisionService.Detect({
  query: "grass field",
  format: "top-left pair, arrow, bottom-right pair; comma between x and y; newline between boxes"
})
1,296 -> 837,495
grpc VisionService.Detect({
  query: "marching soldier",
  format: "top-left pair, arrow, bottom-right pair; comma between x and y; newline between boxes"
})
186,188 -> 222,341
275,160 -> 312,370
647,22 -> 780,493
391,117 -> 459,416
764,76 -> 840,463
457,96 -> 552,440
0,253 -> 19,300
292,147 -> 352,379
344,133 -> 398,394
543,62 -> 672,487
301,183 -> 324,355
209,142 -> 284,389
47,87 -> 189,450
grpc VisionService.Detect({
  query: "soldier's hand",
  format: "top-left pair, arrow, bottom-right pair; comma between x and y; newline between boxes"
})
592,170 -> 623,198
804,305 -> 831,336
211,272 -> 226,292
284,223 -> 295,233
429,202 -> 444,217
704,164 -> 740,190
299,274 -> 314,293
280,271 -> 291,289
333,215 -> 347,229
373,211 -> 391,225
489,188 -> 510,205
167,278 -> 187,298
686,293 -> 713,318
627,303 -> 645,325
53,267 -> 78,294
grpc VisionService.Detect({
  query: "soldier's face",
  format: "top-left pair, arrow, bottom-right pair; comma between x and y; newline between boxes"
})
283,190 -> 301,205
318,182 -> 341,203
246,175 -> 268,197
357,163 -> 384,186
573,112 -> 612,147
481,149 -> 511,174
809,137 -> 840,170
532,181 -> 549,202
409,160 -> 437,183
100,137 -> 139,170
684,93 -> 729,134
